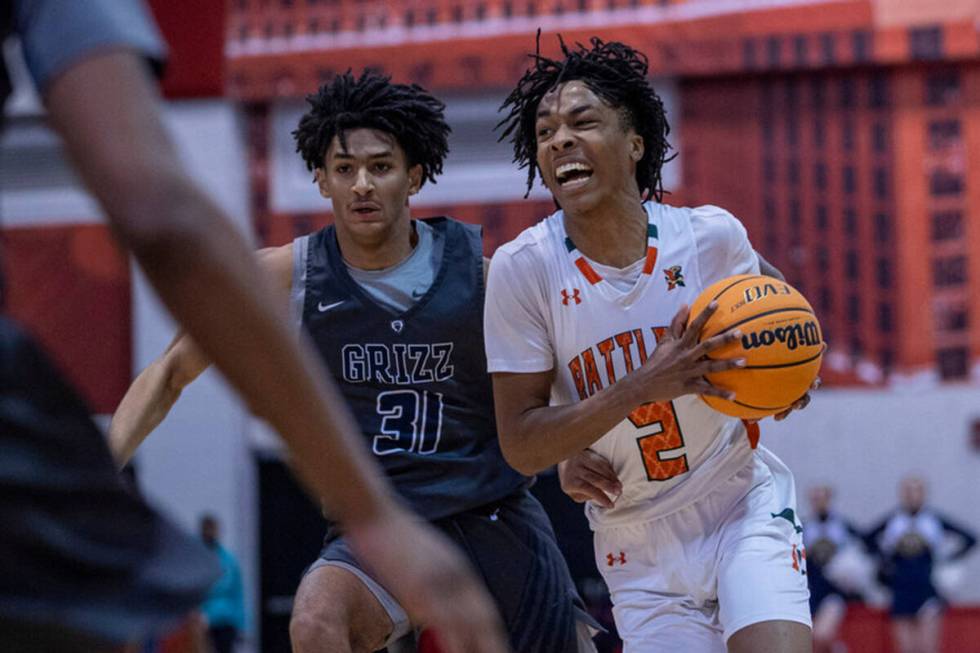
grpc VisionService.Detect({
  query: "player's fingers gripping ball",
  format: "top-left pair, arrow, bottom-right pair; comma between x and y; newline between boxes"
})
688,274 -> 825,419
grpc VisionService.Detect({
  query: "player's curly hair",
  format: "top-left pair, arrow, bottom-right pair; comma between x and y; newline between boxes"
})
497,33 -> 673,201
293,70 -> 450,187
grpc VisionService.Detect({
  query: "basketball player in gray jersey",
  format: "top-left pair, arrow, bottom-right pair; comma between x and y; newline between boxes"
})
110,70 -> 596,653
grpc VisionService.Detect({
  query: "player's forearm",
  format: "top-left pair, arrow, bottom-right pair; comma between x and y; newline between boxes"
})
499,377 -> 644,475
110,332 -> 213,467
108,357 -> 183,467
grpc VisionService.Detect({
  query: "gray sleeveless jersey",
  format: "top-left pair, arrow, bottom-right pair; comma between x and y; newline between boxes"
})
292,217 -> 527,521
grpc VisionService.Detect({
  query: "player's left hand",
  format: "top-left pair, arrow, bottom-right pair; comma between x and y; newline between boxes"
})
772,377 -> 821,421
558,449 -> 622,509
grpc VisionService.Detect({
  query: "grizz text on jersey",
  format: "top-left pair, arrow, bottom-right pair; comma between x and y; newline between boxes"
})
342,342 -> 455,385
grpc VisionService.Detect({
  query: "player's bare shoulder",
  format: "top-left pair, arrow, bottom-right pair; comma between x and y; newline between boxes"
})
256,244 -> 294,291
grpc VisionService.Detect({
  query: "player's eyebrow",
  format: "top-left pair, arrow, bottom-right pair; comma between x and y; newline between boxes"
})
331,150 -> 395,160
536,103 -> 596,119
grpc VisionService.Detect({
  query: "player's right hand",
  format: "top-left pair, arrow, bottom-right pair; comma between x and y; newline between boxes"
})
634,302 -> 745,404
559,449 -> 622,509
346,505 -> 511,653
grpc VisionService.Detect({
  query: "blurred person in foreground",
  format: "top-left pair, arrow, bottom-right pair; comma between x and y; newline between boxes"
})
110,69 -> 596,653
0,2 -> 507,652
803,485 -> 866,653
199,515 -> 245,653
865,476 -> 976,653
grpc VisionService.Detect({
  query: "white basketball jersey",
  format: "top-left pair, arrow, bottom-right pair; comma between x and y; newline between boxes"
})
486,202 -> 763,528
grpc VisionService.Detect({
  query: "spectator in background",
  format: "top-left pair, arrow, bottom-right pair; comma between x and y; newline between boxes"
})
865,476 -> 977,653
803,485 -> 865,653
200,515 -> 245,653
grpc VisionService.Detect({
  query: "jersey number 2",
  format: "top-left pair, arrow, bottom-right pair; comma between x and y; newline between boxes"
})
373,390 -> 444,456
629,401 -> 689,481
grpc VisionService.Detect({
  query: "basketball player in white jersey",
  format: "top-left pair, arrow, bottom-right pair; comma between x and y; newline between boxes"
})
486,37 -> 813,652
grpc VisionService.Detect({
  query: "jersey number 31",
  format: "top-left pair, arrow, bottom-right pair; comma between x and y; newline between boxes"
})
373,390 -> 444,455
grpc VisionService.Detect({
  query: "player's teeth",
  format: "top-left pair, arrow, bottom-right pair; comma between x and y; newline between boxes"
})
556,163 -> 593,184
557,163 -> 590,176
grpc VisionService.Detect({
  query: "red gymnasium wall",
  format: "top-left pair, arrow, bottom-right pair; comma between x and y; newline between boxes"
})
1,225 -> 131,413
681,62 -> 980,383
229,0 -> 980,384
148,0 -> 226,98
1,1 -> 227,412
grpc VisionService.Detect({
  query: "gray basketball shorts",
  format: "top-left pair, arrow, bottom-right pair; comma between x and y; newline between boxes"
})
305,490 -> 599,652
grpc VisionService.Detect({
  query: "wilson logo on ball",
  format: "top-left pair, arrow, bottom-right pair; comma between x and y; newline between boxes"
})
741,321 -> 821,351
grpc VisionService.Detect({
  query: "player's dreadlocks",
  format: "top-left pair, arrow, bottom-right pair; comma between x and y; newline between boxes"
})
497,34 -> 673,201
294,70 -> 450,187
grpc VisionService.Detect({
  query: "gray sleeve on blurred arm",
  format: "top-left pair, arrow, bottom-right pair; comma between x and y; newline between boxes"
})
13,0 -> 167,92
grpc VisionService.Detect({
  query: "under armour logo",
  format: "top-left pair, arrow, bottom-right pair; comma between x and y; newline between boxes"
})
391,320 -> 404,333
606,551 -> 627,567
561,289 -> 582,306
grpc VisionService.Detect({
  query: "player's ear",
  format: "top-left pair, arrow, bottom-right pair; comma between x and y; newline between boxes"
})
629,133 -> 644,163
314,168 -> 330,199
407,164 -> 423,197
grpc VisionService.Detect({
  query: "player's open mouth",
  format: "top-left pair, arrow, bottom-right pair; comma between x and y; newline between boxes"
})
555,162 -> 594,188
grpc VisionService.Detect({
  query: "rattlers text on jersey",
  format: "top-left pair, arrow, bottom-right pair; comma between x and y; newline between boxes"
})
485,202 -> 766,529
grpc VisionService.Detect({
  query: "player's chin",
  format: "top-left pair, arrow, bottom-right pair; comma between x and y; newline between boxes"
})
551,184 -> 602,214
343,215 -> 392,238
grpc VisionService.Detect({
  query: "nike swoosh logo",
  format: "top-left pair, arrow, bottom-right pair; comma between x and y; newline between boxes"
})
411,290 -> 425,300
317,300 -> 344,313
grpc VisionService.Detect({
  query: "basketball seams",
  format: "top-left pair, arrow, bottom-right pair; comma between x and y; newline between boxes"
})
705,306 -> 817,339
696,275 -> 814,339
729,397 -> 793,411
741,349 -> 825,369
709,274 -> 767,304
700,394 -> 792,414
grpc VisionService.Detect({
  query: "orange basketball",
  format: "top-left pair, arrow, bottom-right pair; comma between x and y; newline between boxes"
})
688,274 -> 824,419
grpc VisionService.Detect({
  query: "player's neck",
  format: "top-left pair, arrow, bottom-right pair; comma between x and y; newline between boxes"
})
337,218 -> 417,271
563,195 -> 648,268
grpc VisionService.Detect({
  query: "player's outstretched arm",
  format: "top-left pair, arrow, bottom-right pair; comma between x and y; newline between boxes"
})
108,246 -> 292,467
492,303 -> 745,475
44,52 -> 510,653
108,332 -> 207,466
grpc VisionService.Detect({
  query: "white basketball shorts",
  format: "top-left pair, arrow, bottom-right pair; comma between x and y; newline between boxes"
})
594,447 -> 811,652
